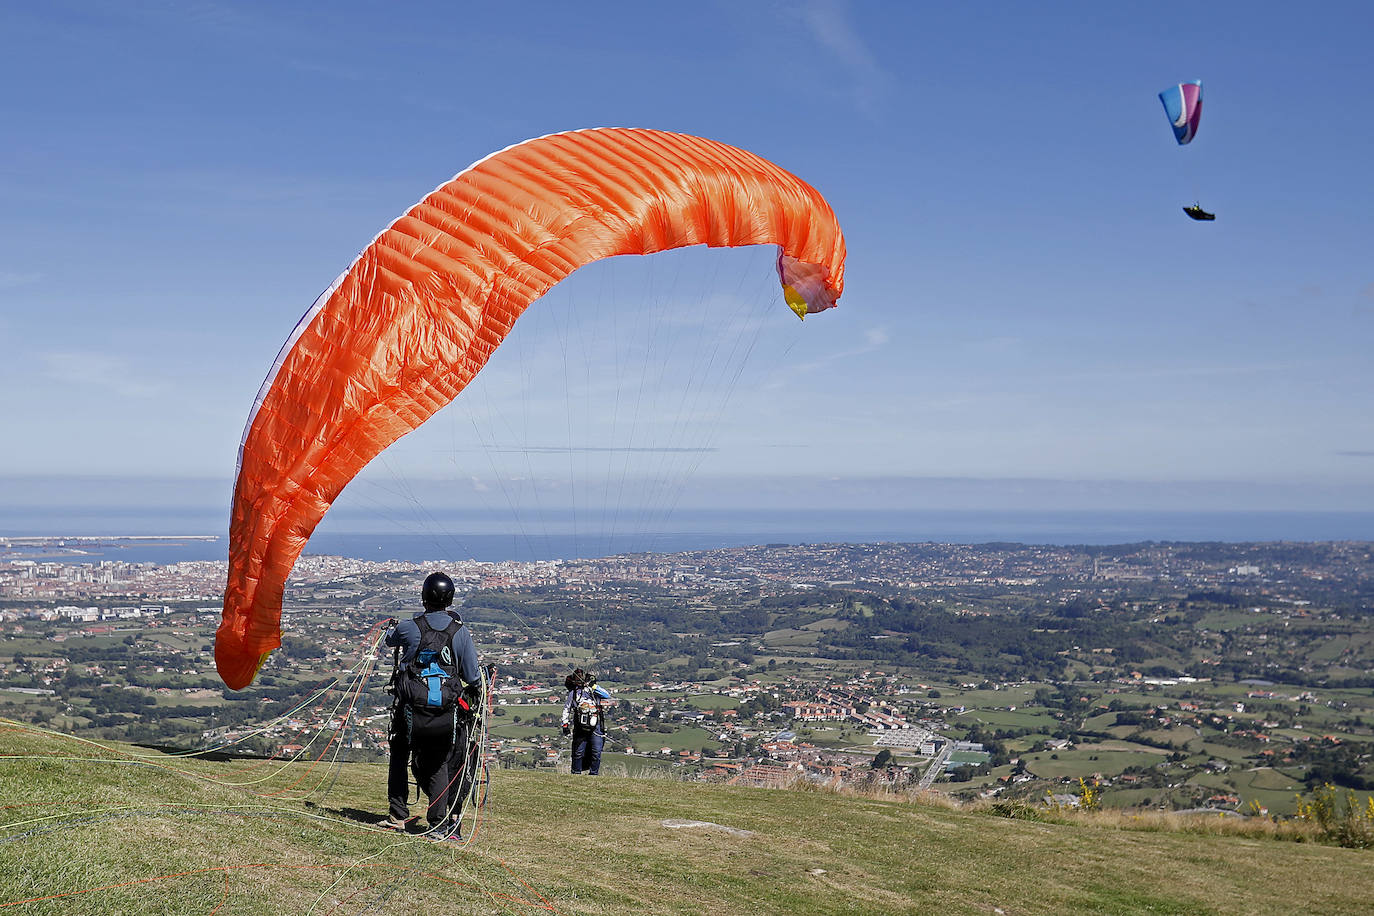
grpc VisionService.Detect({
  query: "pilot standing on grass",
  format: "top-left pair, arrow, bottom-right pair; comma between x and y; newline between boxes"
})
382,571 -> 481,839
561,668 -> 611,775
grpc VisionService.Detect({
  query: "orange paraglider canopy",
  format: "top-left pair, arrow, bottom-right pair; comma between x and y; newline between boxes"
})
216,127 -> 846,690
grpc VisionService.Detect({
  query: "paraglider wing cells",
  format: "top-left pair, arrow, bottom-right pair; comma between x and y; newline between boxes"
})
215,128 -> 847,690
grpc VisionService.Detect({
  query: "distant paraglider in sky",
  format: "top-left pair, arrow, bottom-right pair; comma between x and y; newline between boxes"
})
1158,80 -> 1213,220
1159,80 -> 1202,146
214,127 -> 847,691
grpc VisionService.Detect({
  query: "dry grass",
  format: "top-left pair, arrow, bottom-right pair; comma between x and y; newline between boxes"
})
3,722 -> 1373,915
790,777 -> 963,809
1030,805 -> 1320,842
800,776 -> 1341,845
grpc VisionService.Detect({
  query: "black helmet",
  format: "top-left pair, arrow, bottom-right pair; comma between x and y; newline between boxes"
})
422,572 -> 455,610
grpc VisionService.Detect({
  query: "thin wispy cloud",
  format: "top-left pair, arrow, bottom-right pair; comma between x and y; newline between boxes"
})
115,1 -> 268,38
127,166 -> 404,207
788,325 -> 889,376
448,446 -> 717,454
156,0 -> 245,31
800,0 -> 889,116
1048,362 -> 1297,385
967,336 -> 1025,356
0,271 -> 41,289
1336,450 -> 1374,458
286,57 -> 373,82
41,351 -> 164,398
1131,363 -> 1291,380
1358,283 -> 1374,314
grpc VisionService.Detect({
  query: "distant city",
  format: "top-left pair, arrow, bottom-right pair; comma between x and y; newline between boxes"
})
3,535 -> 1370,812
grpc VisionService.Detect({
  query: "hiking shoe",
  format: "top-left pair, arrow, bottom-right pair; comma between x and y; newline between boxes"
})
435,818 -> 464,843
381,815 -> 410,831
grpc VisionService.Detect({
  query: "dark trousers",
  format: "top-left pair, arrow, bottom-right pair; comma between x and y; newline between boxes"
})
387,707 -> 411,820
411,731 -> 455,827
390,707 -> 470,826
571,729 -> 604,775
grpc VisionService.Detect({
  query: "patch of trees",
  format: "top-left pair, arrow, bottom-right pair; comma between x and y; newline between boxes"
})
85,688 -> 154,715
1290,740 -> 1374,790
815,600 -> 1076,679
280,637 -> 325,659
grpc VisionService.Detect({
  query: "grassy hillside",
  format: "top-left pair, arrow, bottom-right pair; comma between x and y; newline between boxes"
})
2,722 -> 1371,915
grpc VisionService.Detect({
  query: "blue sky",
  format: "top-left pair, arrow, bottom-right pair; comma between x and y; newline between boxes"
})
2,1 -> 1372,518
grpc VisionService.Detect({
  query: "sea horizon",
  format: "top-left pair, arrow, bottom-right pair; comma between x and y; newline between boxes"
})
3,506 -> 1373,565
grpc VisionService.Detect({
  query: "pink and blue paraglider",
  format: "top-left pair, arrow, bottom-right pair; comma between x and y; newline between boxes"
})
1159,80 -> 1211,219
1159,80 -> 1203,145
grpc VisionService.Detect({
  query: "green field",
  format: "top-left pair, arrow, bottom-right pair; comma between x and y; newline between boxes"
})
793,724 -> 874,749
494,702 -> 563,718
945,686 -> 1043,707
762,627 -> 821,648
1228,767 -> 1306,812
3,722 -> 1373,915
798,617 -> 847,631
957,707 -> 1057,730
488,723 -> 553,742
627,725 -> 720,755
1024,746 -> 1164,779
682,694 -> 741,711
1195,609 -> 1266,631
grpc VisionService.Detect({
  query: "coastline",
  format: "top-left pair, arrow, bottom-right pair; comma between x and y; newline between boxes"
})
3,507 -> 1373,565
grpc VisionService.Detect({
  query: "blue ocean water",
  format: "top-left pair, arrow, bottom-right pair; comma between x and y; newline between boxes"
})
2,507 -> 1372,565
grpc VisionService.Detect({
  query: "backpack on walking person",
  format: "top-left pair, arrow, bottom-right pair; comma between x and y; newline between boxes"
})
394,615 -> 469,743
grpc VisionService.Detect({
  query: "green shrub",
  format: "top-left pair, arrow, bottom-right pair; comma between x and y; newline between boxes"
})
1295,783 -> 1374,849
